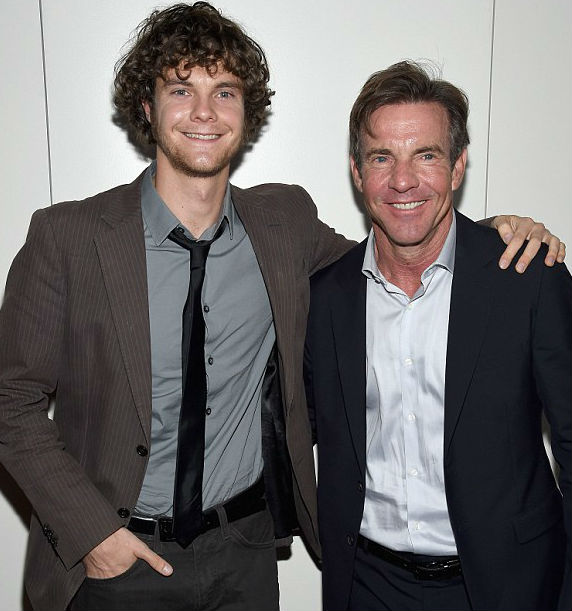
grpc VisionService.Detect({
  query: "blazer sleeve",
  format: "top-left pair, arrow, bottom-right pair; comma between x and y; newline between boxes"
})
0,210 -> 124,570
293,186 -> 354,275
532,260 -> 572,610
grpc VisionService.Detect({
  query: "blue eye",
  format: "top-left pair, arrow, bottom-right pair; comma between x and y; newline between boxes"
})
421,153 -> 435,160
374,155 -> 388,163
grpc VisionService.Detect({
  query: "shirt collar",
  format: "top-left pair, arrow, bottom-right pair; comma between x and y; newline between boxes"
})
362,212 -> 457,284
141,161 -> 235,245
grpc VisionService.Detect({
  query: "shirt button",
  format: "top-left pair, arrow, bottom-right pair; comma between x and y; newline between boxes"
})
205,408 -> 212,416
136,445 -> 148,457
407,413 -> 416,422
207,356 -> 214,365
404,357 -> 413,366
203,305 -> 210,313
409,467 -> 418,477
407,302 -> 414,310
414,521 -> 422,530
117,508 -> 130,519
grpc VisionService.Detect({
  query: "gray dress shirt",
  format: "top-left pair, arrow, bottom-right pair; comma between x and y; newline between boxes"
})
136,164 -> 275,515
360,215 -> 458,555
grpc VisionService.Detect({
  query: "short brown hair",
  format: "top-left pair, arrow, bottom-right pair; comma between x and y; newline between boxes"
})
349,61 -> 470,169
113,2 -> 273,146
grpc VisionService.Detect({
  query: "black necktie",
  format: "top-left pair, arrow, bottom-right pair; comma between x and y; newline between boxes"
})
168,224 -> 221,548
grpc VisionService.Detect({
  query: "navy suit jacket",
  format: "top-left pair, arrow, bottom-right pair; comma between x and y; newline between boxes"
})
305,211 -> 571,611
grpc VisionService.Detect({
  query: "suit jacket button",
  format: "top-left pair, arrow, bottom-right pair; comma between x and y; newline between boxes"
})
136,445 -> 148,457
357,482 -> 364,492
346,534 -> 355,546
117,507 -> 130,519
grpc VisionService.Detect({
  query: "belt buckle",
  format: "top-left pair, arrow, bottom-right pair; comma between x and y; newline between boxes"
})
413,559 -> 460,581
157,517 -> 174,540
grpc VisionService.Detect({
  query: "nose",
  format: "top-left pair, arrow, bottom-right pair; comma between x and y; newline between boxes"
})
388,159 -> 419,192
189,94 -> 216,122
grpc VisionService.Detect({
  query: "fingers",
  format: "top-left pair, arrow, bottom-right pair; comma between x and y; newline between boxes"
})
497,215 -> 566,272
134,539 -> 173,576
83,527 -> 173,578
540,233 -> 565,266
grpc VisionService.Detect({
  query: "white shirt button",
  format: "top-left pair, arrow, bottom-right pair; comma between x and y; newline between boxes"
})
409,467 -> 418,477
407,413 -> 416,422
404,357 -> 413,366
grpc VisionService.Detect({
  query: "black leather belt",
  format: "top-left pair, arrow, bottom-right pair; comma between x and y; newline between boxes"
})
128,478 -> 266,542
358,535 -> 462,580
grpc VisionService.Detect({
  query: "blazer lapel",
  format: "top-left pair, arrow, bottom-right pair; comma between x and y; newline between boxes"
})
444,212 -> 494,456
94,177 -> 152,440
231,186 -> 297,409
331,243 -> 368,477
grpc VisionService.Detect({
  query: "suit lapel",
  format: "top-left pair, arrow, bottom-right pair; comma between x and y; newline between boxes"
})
444,212 -> 494,456
231,186 -> 297,408
94,177 -> 152,440
331,243 -> 368,476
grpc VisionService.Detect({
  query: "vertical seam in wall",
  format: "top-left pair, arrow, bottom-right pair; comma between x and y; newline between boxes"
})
38,0 -> 53,205
484,0 -> 496,217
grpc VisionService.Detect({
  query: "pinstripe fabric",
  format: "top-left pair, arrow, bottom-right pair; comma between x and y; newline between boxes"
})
0,173 -> 351,611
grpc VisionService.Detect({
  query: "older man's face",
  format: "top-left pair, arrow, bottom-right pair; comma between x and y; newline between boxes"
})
351,102 -> 466,255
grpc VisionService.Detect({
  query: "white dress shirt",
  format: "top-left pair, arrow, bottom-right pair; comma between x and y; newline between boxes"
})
360,216 -> 458,555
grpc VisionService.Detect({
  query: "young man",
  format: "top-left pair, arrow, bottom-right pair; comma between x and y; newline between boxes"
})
0,4 -> 564,611
305,61 -> 570,611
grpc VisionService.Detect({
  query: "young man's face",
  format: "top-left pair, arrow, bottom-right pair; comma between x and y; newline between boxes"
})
143,63 -> 245,179
351,101 -> 466,254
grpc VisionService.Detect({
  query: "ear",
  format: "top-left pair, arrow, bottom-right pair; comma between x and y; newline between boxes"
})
451,148 -> 467,191
350,156 -> 364,193
142,100 -> 152,123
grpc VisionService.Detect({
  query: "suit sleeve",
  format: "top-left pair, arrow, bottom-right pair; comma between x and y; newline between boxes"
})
290,186 -> 354,275
0,210 -> 123,570
532,260 -> 572,610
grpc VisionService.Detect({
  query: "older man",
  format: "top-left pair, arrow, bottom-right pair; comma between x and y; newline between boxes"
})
305,61 -> 570,611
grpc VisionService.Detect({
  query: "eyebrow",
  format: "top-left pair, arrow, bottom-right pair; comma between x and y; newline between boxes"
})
161,78 -> 242,90
364,144 -> 447,158
414,144 -> 446,156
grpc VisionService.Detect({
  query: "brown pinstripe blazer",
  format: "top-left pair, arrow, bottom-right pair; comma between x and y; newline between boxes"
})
0,172 -> 351,611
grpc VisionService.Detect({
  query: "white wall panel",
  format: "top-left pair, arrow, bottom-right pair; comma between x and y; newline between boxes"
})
487,0 -> 572,248
0,2 -> 51,610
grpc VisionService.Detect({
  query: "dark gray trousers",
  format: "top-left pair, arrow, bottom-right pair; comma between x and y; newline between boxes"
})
69,506 -> 279,611
348,543 -> 472,611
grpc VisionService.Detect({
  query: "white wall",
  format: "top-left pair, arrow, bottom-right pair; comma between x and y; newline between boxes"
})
0,1 -> 569,609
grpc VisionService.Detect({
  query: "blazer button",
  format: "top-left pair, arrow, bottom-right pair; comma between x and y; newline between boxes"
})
136,445 -> 148,457
346,534 -> 355,546
117,507 -> 130,519
357,481 -> 364,493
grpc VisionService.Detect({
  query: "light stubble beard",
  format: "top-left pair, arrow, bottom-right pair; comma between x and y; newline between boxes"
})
151,117 -> 244,179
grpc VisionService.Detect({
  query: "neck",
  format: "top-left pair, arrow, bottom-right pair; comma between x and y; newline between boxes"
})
373,214 -> 452,299
154,157 -> 229,238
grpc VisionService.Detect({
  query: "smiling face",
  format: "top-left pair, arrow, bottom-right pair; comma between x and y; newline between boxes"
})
143,63 -> 245,180
351,101 -> 467,258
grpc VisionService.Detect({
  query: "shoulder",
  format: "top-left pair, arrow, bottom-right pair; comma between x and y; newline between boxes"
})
231,182 -> 316,213
31,174 -> 143,233
310,239 -> 367,289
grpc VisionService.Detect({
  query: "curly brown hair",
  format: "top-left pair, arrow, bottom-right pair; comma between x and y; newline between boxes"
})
113,2 -> 274,146
350,61 -> 470,170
